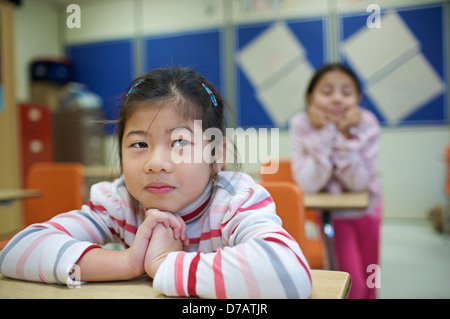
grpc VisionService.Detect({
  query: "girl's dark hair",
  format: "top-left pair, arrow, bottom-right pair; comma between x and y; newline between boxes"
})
305,63 -> 361,103
117,66 -> 226,169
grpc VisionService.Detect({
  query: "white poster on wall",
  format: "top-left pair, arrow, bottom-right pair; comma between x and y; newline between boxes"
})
366,53 -> 445,124
341,12 -> 420,82
237,22 -> 314,127
341,11 -> 445,124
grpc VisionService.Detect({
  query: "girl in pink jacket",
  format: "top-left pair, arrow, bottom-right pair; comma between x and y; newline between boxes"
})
290,63 -> 382,298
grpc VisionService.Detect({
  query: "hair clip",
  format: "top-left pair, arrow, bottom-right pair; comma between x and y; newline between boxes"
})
126,80 -> 144,97
202,83 -> 218,107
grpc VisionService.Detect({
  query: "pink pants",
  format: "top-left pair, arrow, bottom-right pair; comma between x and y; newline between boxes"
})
333,208 -> 382,299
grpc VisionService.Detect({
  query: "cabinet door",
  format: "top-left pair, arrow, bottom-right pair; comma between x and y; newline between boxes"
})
0,2 -> 22,236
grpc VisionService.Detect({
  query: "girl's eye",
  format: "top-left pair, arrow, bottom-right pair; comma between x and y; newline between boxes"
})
320,88 -> 332,96
342,88 -> 355,97
172,139 -> 189,147
131,142 -> 148,149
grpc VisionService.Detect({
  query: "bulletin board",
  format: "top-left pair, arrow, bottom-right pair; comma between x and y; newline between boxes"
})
339,4 -> 448,126
66,39 -> 135,134
144,28 -> 224,94
235,17 -> 326,128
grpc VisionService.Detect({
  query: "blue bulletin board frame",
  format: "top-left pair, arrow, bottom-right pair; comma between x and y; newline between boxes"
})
339,4 -> 448,126
235,17 -> 326,129
144,28 -> 224,95
66,39 -> 135,134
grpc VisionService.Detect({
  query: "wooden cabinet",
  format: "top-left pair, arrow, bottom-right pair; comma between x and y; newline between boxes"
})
20,103 -> 54,186
0,1 -> 21,236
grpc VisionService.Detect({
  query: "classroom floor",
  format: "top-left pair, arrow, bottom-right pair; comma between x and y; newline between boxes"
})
379,218 -> 450,299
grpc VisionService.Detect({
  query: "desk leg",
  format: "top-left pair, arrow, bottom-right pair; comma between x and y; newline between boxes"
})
321,210 -> 337,270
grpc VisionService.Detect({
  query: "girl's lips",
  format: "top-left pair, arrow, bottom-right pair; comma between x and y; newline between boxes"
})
145,183 -> 175,195
330,108 -> 345,115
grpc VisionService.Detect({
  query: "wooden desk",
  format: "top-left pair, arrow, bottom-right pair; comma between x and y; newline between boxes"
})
0,189 -> 42,204
310,270 -> 351,299
0,270 -> 350,299
304,192 -> 369,270
303,192 -> 369,211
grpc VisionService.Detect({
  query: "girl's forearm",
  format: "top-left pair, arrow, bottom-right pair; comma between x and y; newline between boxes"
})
76,247 -> 141,282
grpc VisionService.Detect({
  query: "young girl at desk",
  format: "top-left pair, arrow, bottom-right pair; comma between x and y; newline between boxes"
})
0,67 -> 311,299
289,63 -> 382,299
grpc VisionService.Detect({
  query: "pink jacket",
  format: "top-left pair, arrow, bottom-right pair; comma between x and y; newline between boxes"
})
289,108 -> 382,218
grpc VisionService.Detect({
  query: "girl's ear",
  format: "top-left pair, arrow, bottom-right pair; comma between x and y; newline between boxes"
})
306,93 -> 312,108
212,141 -> 226,174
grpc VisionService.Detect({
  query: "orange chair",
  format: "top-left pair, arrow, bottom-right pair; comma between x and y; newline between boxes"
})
23,162 -> 85,226
260,159 -> 295,183
260,159 -> 324,269
259,181 -> 307,256
0,162 -> 85,250
0,238 -> 10,250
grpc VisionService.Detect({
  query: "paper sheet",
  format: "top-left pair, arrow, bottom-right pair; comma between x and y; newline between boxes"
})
366,53 -> 445,124
257,59 -> 314,127
341,12 -> 420,82
237,22 -> 306,88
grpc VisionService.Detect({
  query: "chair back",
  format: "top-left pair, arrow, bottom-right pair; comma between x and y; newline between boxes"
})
259,181 -> 307,256
260,159 -> 295,183
260,159 -> 324,268
24,162 -> 84,226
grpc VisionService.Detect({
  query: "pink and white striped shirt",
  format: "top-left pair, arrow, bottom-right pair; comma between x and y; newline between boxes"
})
0,171 -> 312,298
289,108 -> 382,218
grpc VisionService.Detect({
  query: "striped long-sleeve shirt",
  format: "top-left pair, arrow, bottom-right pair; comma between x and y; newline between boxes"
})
289,108 -> 382,218
0,171 -> 312,299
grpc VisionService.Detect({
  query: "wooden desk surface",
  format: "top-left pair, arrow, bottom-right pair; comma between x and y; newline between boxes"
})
84,165 -> 120,179
303,191 -> 369,210
0,270 -> 350,299
309,270 -> 351,299
0,189 -> 42,203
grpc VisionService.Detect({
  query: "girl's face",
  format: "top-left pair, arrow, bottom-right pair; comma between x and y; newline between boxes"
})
121,102 -> 220,213
308,70 -> 360,120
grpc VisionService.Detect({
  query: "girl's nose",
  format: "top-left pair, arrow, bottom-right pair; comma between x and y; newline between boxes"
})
331,91 -> 343,103
144,146 -> 173,173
